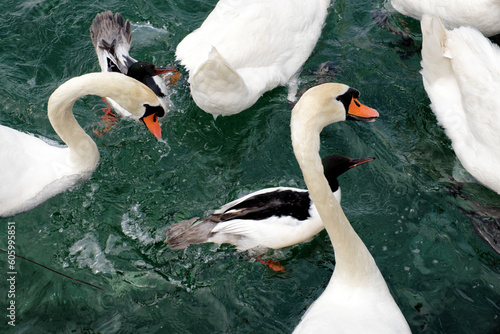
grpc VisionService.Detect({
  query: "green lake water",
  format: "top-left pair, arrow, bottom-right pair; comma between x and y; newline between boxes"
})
1,0 -> 499,333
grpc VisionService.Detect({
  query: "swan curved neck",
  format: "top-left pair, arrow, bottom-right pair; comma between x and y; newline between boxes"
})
47,73 -> 121,169
291,112 -> 379,284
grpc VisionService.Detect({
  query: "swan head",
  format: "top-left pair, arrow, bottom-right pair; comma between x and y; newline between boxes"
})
138,104 -> 166,138
292,83 -> 379,130
291,83 -> 379,163
102,73 -> 167,138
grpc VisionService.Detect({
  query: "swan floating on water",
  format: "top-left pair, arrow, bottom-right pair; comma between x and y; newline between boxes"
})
420,15 -> 500,195
90,11 -> 175,124
0,72 -> 166,217
391,0 -> 500,37
287,83 -> 410,333
175,0 -> 331,117
165,154 -> 375,252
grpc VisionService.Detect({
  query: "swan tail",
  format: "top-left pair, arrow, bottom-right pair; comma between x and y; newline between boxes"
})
190,47 -> 250,115
164,218 -> 216,249
420,15 -> 450,83
90,11 -> 135,74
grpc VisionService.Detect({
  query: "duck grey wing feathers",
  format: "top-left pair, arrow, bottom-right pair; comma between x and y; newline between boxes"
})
90,11 -> 136,74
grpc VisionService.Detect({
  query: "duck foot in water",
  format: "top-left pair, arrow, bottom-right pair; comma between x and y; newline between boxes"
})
92,98 -> 119,136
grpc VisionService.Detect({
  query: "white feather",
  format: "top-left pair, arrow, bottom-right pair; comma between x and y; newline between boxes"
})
391,0 -> 500,37
420,15 -> 500,194
176,0 -> 331,117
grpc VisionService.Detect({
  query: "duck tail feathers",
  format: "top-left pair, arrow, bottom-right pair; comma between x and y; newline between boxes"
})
165,218 -> 216,249
90,11 -> 131,49
90,11 -> 134,73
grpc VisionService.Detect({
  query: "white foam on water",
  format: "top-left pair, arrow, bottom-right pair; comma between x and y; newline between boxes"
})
68,232 -> 116,274
121,204 -> 156,245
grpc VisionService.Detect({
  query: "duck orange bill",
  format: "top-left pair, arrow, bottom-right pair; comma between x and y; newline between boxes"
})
154,66 -> 177,75
140,113 -> 162,138
348,156 -> 376,169
347,98 -> 379,122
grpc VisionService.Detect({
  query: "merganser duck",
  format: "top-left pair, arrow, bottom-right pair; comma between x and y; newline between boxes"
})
90,11 -> 174,134
165,154 -> 375,251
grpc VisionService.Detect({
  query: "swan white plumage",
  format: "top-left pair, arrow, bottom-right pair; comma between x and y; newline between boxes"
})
420,15 -> 500,195
391,0 -> 500,37
0,72 -> 166,218
289,83 -> 410,333
90,11 -> 175,128
164,155 -> 374,252
175,0 -> 331,117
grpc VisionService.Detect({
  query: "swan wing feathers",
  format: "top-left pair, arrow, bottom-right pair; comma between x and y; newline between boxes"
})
421,15 -> 500,193
391,0 -> 500,37
445,26 -> 500,104
426,15 -> 500,140
0,126 -> 86,217
176,0 -> 330,78
420,15 -> 469,146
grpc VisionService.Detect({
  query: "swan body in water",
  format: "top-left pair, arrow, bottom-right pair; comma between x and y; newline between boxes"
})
0,72 -> 165,217
391,0 -> 500,37
175,0 -> 331,117
420,15 -> 500,195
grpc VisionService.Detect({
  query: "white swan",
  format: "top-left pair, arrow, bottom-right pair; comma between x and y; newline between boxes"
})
175,0 -> 331,117
165,154 -> 374,252
0,72 -> 166,218
290,83 -> 410,333
391,0 -> 500,37
420,15 -> 500,195
90,11 -> 175,125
